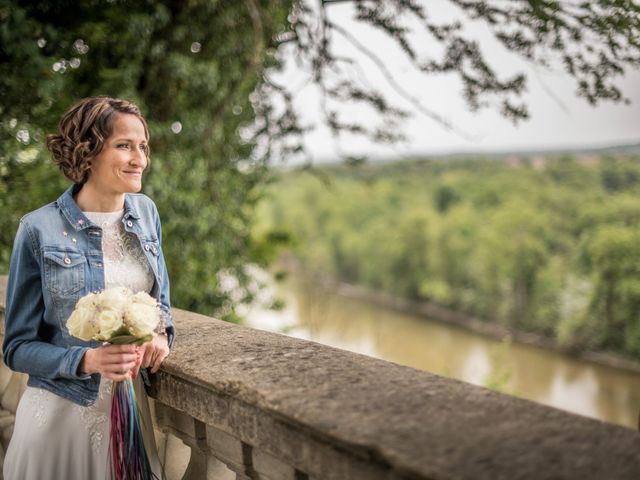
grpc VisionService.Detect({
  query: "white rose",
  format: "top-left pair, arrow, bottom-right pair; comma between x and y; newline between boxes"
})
124,303 -> 159,338
66,306 -> 98,341
75,292 -> 97,310
96,308 -> 124,341
96,287 -> 131,314
131,291 -> 158,307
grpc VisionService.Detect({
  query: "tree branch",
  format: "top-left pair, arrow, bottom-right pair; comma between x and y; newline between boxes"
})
328,20 -> 476,140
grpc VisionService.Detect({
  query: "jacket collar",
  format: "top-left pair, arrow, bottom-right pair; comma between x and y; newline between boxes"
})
57,184 -> 141,231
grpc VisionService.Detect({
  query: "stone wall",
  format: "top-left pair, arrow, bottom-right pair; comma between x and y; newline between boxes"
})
0,277 -> 26,476
1,276 -> 640,479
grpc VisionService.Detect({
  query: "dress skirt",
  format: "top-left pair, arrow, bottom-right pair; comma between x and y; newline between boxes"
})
3,376 -> 162,480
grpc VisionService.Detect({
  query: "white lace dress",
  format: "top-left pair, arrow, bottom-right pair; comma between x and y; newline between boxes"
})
4,210 -> 162,480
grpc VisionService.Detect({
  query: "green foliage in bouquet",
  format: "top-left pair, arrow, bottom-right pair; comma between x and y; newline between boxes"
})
108,331 -> 154,346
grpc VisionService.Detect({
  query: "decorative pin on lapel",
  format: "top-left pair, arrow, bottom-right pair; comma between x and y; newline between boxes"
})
77,219 -> 84,226
63,231 -> 68,237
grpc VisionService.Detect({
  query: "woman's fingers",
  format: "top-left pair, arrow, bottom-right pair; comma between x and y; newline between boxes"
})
141,343 -> 155,368
102,344 -> 137,354
100,345 -> 136,362
131,354 -> 143,379
103,352 -> 138,364
92,340 -> 168,379
150,335 -> 170,373
103,371 -> 132,382
90,345 -> 140,378
152,342 -> 169,372
150,349 -> 167,373
103,360 -> 138,373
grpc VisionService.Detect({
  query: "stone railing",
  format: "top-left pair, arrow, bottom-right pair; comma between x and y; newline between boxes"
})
0,275 -> 639,479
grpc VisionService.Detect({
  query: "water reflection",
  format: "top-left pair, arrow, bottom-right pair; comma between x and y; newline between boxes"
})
244,274 -> 640,429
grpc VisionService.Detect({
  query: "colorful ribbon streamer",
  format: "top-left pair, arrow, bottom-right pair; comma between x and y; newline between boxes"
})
108,379 -> 160,480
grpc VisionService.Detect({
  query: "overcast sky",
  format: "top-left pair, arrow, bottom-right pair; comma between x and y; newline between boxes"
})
274,1 -> 640,161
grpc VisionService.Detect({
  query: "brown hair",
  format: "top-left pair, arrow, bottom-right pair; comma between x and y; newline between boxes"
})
46,96 -> 150,184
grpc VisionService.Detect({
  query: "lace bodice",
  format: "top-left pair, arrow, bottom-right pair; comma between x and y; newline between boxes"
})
83,209 -> 154,293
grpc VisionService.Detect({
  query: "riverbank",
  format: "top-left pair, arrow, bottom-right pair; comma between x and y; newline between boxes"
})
279,255 -> 640,376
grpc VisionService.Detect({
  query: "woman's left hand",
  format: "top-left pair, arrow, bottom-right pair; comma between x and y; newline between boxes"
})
132,334 -> 170,378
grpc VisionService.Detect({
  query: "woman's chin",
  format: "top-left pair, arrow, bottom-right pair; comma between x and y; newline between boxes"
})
125,181 -> 143,193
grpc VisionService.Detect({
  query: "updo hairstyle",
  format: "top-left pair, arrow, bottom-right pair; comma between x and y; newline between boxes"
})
46,96 -> 150,184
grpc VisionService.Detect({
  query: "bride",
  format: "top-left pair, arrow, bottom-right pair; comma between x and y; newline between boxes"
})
3,96 -> 175,479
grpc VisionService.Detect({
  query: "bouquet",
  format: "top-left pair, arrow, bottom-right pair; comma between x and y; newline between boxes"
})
67,287 -> 161,480
67,287 -> 160,344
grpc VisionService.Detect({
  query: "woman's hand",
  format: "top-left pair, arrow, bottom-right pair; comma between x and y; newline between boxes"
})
132,334 -> 170,379
79,344 -> 141,381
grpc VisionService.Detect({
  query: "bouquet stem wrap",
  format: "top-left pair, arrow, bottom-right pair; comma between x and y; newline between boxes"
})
109,378 -> 160,480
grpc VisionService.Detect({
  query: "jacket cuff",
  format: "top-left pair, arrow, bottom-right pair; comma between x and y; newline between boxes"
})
61,346 -> 92,380
165,325 -> 176,349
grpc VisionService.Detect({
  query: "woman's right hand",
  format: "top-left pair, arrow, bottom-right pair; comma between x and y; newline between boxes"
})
79,344 -> 141,381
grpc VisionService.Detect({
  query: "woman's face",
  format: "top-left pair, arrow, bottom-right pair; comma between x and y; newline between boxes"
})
87,113 -> 148,194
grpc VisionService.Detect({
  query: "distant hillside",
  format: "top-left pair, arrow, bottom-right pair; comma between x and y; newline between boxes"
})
292,141 -> 640,170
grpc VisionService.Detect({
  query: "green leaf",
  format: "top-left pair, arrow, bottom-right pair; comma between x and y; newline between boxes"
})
109,334 -> 152,345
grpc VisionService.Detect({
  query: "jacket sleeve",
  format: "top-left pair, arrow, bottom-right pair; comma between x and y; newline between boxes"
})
153,204 -> 176,348
2,220 -> 91,380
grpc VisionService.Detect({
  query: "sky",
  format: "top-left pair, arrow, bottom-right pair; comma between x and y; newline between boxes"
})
273,1 -> 640,162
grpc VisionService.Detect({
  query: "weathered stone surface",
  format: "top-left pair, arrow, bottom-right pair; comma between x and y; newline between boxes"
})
205,454 -> 235,480
0,364 -> 13,395
252,447 -> 297,480
205,425 -> 244,469
0,413 -> 14,429
155,403 -> 237,480
156,430 -> 191,480
151,308 -> 640,480
0,375 -> 25,414
156,403 -> 203,447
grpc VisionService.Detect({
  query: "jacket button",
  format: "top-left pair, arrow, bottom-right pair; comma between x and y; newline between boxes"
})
126,220 -> 133,227
144,244 -> 150,251
64,257 -> 71,265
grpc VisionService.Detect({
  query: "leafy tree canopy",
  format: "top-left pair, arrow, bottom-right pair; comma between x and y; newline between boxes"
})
1,0 -> 639,317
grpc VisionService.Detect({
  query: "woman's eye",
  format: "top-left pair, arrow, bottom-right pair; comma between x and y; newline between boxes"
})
117,143 -> 130,149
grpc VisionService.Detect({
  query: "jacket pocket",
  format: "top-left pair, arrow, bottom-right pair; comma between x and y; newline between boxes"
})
43,250 -> 86,296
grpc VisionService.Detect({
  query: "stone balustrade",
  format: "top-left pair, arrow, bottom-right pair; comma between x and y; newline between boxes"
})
0,275 -> 639,480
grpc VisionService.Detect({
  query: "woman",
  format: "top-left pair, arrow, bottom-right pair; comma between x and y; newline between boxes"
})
3,96 -> 175,479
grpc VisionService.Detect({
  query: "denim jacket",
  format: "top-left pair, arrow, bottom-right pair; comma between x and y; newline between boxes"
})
3,184 -> 175,406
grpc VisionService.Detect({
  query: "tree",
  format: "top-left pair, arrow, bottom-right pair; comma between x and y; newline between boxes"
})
275,0 -> 640,162
579,224 -> 640,354
0,0 -> 294,318
1,0 -> 639,316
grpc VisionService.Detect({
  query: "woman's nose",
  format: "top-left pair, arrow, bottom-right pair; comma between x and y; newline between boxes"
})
130,148 -> 147,168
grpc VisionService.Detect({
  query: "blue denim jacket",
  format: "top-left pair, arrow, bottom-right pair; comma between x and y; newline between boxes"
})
3,184 -> 175,406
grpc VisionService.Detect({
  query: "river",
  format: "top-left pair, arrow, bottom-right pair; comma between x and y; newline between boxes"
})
243,270 -> 640,430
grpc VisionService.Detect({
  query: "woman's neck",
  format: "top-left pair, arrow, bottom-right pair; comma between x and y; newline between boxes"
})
74,182 -> 125,213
